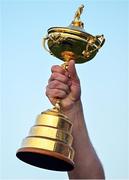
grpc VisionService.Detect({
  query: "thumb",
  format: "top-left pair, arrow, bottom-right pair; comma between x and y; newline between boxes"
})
68,60 -> 80,82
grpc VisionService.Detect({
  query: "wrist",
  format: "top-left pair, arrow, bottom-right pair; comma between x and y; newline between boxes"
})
63,99 -> 86,137
63,99 -> 83,118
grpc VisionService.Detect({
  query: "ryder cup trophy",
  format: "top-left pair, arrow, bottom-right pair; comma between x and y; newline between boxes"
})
16,5 -> 105,171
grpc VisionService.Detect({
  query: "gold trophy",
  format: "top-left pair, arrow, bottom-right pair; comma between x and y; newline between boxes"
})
16,5 -> 105,171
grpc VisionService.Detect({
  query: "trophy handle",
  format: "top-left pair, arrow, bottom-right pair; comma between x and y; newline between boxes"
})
42,35 -> 53,55
82,34 -> 105,58
96,34 -> 105,48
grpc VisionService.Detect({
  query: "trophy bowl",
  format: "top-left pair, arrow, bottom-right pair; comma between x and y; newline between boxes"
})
44,27 -> 105,63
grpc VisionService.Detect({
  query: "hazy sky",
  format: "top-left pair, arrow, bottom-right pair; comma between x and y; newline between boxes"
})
1,0 -> 128,179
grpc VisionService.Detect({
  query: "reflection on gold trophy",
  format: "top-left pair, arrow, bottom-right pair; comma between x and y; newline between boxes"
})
16,5 -> 105,171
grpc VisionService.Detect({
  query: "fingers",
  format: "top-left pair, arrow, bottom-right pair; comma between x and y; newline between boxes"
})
46,88 -> 67,100
51,65 -> 69,77
46,61 -> 80,104
51,65 -> 65,74
68,60 -> 80,83
49,65 -> 70,83
46,65 -> 71,101
50,61 -> 79,83
49,72 -> 69,83
46,81 -> 68,102
47,80 -> 70,94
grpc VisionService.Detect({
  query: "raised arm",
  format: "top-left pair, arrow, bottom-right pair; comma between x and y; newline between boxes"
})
46,60 -> 105,179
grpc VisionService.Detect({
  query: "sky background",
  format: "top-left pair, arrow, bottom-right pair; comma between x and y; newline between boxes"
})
0,0 -> 128,179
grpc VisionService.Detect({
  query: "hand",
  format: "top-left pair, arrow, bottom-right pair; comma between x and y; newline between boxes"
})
46,60 -> 81,111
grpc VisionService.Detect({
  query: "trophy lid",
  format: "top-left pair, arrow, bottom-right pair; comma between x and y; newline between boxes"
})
44,5 -> 105,63
48,4 -> 88,37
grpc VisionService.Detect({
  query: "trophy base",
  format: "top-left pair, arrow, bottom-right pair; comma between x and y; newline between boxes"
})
16,109 -> 75,171
16,147 -> 74,171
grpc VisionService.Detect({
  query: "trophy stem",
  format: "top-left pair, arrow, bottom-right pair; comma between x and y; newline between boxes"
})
61,51 -> 76,62
53,51 -> 75,112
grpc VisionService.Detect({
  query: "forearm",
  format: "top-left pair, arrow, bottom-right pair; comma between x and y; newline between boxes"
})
46,61 -> 105,179
64,100 -> 105,179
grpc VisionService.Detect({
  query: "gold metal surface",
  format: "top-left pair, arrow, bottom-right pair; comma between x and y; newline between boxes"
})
43,5 -> 105,63
71,4 -> 84,28
16,4 -> 105,171
29,125 -> 73,145
16,108 -> 75,171
36,109 -> 72,133
21,137 -> 74,160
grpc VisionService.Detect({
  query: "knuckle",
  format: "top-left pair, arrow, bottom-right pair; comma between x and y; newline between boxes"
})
62,91 -> 67,98
53,89 -> 59,97
48,76 -> 52,83
49,80 -> 59,89
53,80 -> 59,87
59,90 -> 66,98
51,65 -> 57,72
51,72 -> 57,79
45,90 -> 48,97
51,65 -> 62,73
45,86 -> 49,97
